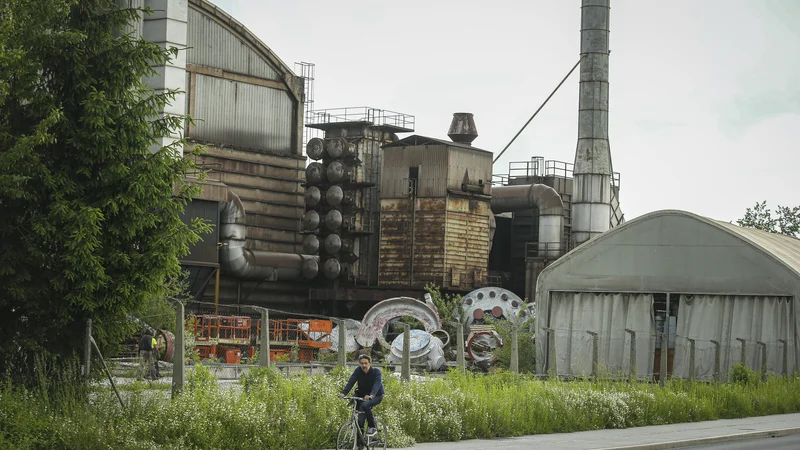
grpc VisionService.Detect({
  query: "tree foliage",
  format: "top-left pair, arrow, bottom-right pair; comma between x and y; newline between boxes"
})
736,201 -> 800,238
0,0 -> 211,381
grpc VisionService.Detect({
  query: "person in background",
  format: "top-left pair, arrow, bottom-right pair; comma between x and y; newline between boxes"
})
151,333 -> 161,379
138,330 -> 153,380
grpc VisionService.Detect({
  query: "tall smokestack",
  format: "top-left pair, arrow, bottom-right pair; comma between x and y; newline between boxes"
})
571,0 -> 613,246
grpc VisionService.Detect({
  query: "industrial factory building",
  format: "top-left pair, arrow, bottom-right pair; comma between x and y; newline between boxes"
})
535,210 -> 800,380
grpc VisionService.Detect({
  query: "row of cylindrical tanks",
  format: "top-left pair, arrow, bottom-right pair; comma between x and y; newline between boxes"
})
301,137 -> 362,280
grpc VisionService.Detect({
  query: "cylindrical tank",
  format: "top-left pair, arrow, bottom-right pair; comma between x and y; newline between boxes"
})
324,234 -> 342,254
326,137 -> 348,159
302,210 -> 320,231
325,185 -> 344,206
301,258 -> 319,279
323,258 -> 341,279
304,186 -> 321,208
326,161 -> 351,184
324,209 -> 343,230
302,234 -> 320,254
306,138 -> 325,161
305,162 -> 325,185
447,112 -> 478,145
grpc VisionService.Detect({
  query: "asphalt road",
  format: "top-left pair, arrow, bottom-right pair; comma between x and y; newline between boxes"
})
675,434 -> 800,449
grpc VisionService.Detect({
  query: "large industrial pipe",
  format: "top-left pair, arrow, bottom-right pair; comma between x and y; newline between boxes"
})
491,184 -> 564,258
571,0 -> 613,246
219,189 -> 319,281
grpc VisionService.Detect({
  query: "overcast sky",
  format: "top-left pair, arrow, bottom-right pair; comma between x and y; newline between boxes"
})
213,0 -> 798,222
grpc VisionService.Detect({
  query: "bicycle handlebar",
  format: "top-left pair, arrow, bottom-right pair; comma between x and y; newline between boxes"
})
341,396 -> 365,401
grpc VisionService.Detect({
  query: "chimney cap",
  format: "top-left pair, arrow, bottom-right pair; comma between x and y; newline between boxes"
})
448,112 -> 478,145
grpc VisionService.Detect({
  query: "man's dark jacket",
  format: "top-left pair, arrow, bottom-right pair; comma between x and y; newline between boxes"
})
341,366 -> 384,397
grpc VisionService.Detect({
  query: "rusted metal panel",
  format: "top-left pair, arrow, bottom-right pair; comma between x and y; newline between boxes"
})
186,8 -> 279,81
444,197 -> 490,290
447,148 -> 494,195
380,146 -> 449,198
192,74 -> 293,153
379,199 -> 412,285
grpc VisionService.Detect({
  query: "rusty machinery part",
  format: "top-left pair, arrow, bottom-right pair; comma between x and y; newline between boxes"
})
355,296 -> 442,349
459,287 -> 530,326
324,233 -> 342,254
466,327 -> 503,363
302,210 -> 320,231
330,318 -> 362,353
388,330 -> 446,371
323,258 -> 341,279
340,238 -> 354,253
305,162 -> 325,185
341,262 -> 354,279
341,190 -> 355,205
304,186 -> 321,208
306,137 -> 325,161
430,328 -> 450,347
301,258 -> 319,279
156,329 -> 175,362
325,185 -> 344,206
326,161 -> 353,184
324,209 -> 342,230
302,234 -> 320,254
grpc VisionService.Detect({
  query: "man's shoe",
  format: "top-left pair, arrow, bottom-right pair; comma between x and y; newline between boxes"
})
366,427 -> 377,437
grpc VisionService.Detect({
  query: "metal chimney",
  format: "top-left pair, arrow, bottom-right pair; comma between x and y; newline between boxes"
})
571,0 -> 613,246
448,112 -> 478,145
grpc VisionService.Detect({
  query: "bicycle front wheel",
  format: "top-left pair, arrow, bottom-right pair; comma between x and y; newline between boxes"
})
369,417 -> 388,450
336,421 -> 357,450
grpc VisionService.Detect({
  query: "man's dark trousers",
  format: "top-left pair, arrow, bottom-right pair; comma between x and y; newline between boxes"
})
357,395 -> 383,431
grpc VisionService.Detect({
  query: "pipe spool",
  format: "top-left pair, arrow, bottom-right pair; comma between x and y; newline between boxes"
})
323,258 -> 341,279
302,210 -> 320,231
325,185 -> 344,206
326,161 -> 352,184
355,296 -> 442,349
461,182 -> 484,194
305,162 -> 325,185
302,234 -> 320,254
324,209 -> 343,230
306,137 -> 325,161
431,329 -> 450,347
304,186 -> 321,208
324,233 -> 342,254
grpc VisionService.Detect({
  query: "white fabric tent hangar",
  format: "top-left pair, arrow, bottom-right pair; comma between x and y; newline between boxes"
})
534,209 -> 800,381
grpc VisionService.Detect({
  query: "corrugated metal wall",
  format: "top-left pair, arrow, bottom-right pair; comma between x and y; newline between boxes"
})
447,148 -> 494,194
187,8 -> 279,81
444,197 -> 490,289
192,74 -> 293,153
380,146 -> 450,198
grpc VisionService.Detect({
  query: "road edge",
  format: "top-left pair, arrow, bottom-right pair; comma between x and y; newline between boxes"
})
597,427 -> 800,450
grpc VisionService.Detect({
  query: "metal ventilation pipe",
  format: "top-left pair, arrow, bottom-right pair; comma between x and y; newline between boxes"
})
219,189 -> 319,281
491,184 -> 564,258
571,0 -> 613,246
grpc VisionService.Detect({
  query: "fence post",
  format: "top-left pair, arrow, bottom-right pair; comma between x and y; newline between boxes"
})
625,329 -> 636,381
401,324 -> 410,381
778,339 -> 788,376
710,339 -> 721,382
456,320 -> 466,374
688,338 -> 696,382
259,309 -> 270,367
587,331 -> 598,379
172,301 -> 185,398
336,319 -> 347,369
659,332 -> 668,386
736,338 -> 747,366
757,341 -> 767,381
544,327 -> 557,378
83,318 -> 92,381
510,324 -> 519,374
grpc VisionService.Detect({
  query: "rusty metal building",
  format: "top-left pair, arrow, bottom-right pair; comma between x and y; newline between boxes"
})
378,115 -> 493,292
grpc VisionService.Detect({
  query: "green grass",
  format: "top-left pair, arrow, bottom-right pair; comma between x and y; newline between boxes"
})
1,364 -> 799,449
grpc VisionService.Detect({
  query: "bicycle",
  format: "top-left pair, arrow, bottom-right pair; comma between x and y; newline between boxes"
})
336,396 -> 388,450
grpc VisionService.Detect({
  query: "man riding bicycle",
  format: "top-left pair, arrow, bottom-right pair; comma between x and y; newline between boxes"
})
338,354 -> 384,438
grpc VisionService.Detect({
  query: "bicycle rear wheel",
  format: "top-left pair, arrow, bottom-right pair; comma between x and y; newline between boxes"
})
336,421 -> 357,450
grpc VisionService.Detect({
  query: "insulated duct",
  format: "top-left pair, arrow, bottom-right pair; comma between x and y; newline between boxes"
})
571,0 -> 613,246
219,189 -> 319,281
491,184 -> 564,258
